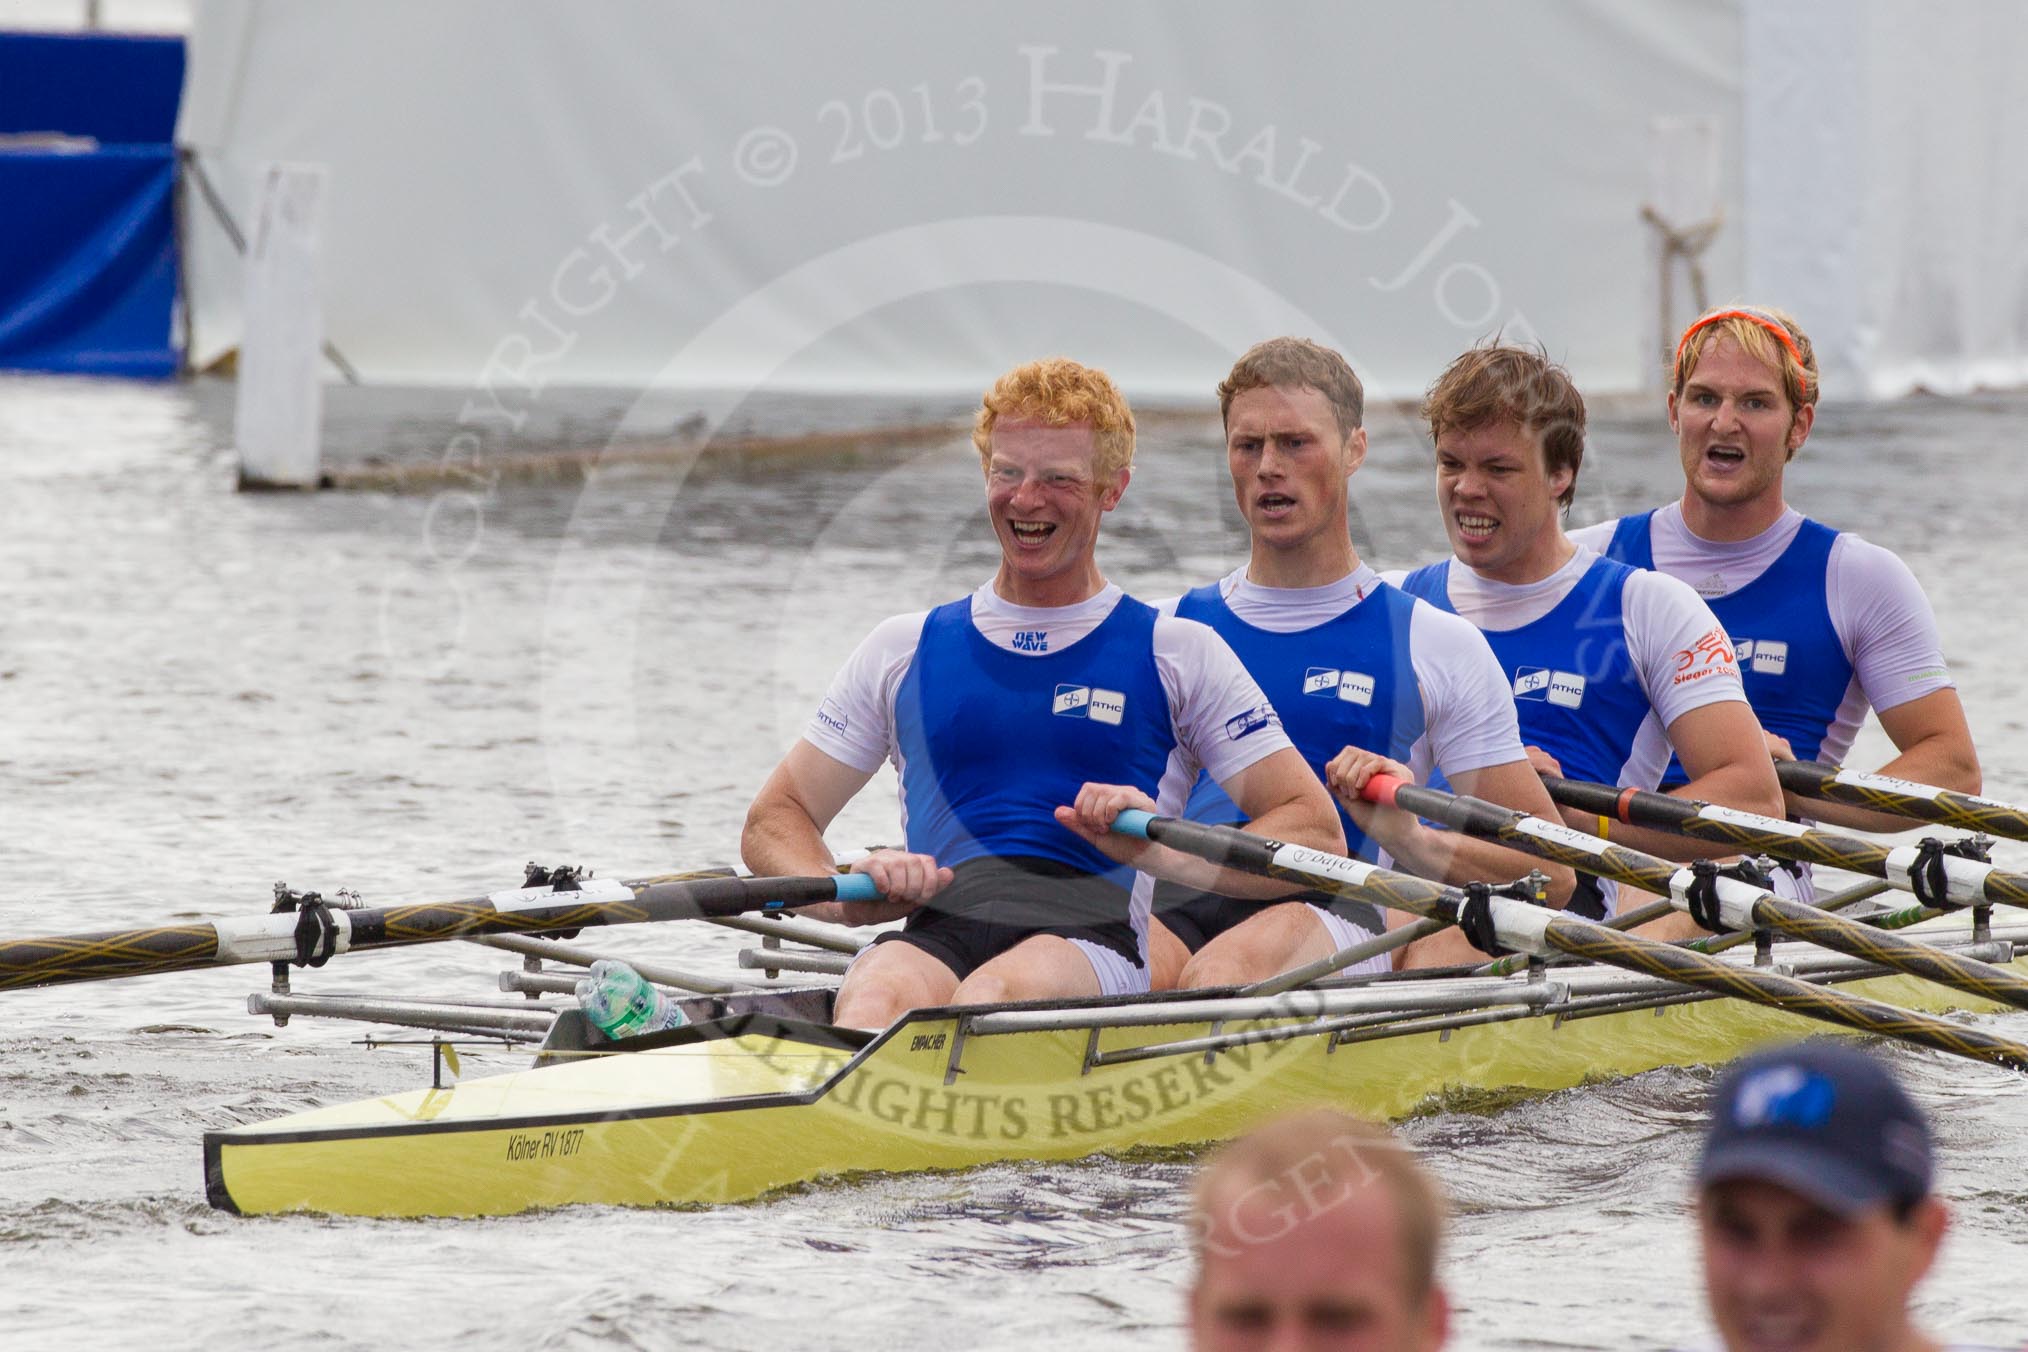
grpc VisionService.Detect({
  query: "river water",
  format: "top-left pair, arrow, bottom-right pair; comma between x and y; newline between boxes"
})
2,374 -> 2024,1350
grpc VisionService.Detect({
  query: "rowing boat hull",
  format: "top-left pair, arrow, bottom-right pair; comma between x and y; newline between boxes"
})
202,955 -> 2026,1217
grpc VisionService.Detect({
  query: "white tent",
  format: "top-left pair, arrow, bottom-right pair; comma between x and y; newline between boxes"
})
176,0 -> 2028,403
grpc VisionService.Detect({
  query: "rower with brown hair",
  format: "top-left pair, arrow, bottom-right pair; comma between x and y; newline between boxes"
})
1573,305 -> 1979,847
1390,344 -> 1783,926
1149,336 -> 1573,985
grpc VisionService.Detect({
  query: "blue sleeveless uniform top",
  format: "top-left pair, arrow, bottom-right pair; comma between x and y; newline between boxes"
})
1399,557 -> 1654,789
894,594 -> 1177,893
1174,582 -> 1422,863
1605,511 -> 1851,784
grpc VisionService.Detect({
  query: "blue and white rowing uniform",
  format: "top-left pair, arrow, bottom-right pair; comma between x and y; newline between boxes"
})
1154,565 -> 1525,971
1572,503 -> 1956,776
805,581 -> 1294,995
1389,546 -> 1749,916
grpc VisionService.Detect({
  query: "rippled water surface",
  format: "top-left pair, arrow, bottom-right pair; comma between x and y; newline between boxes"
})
2,375 -> 2025,1350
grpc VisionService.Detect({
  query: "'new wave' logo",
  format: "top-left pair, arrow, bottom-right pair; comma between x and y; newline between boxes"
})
1301,667 -> 1375,706
1012,630 -> 1049,653
1053,684 -> 1125,726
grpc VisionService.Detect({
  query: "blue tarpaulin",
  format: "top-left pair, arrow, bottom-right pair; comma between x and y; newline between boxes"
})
0,31 -> 185,378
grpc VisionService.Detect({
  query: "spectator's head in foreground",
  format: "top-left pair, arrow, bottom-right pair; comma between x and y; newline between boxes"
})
1190,1109 -> 1449,1351
1697,1041 -> 1947,1352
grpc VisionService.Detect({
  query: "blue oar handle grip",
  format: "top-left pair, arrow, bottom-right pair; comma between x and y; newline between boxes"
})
834,872 -> 882,903
1112,809 -> 1157,840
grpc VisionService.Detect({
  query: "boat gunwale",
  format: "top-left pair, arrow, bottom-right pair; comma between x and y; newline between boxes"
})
199,923 -> 2028,1156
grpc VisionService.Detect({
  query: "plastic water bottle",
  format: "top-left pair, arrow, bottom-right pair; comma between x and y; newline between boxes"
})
574,959 -> 688,1039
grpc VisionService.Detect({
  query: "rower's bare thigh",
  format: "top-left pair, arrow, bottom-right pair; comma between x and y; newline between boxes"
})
1178,901 -> 1334,986
1146,917 -> 1190,991
834,941 -> 960,1026
953,934 -> 1103,1004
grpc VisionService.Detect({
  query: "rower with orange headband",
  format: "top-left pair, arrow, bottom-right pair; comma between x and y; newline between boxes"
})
1570,305 -> 1980,847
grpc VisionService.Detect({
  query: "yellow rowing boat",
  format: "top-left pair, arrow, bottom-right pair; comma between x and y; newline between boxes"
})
204,924 -> 2028,1217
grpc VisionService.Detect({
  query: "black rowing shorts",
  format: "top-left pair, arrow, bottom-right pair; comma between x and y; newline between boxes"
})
1150,877 -> 1386,955
872,855 -> 1142,981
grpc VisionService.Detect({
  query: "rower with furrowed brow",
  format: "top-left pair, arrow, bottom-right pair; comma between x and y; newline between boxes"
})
1387,344 -> 1784,935
740,357 -> 1343,1030
1571,305 -> 1979,855
1146,337 -> 1576,987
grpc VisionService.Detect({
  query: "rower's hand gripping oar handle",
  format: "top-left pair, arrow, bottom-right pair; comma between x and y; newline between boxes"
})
1111,808 -> 1551,957
1362,772 -> 1527,840
1111,809 -> 1283,873
1112,809 -> 1159,840
833,874 -> 880,903
1360,773 -> 1408,809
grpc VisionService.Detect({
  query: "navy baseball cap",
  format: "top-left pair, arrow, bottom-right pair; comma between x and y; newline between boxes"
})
1697,1042 -> 1934,1215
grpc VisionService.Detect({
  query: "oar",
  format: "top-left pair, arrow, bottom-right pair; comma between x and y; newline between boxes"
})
1778,761 -> 2028,843
1110,810 -> 2028,1072
1478,877 -> 1902,979
1359,775 -> 2028,1013
1541,774 -> 2028,909
0,869 -> 882,992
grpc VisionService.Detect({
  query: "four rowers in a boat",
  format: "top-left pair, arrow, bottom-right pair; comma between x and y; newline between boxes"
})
743,313 -> 1970,1021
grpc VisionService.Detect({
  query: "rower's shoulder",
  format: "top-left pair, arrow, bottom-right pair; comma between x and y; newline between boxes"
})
862,607 -> 935,642
1816,528 -> 1938,610
1617,559 -> 1709,609
1820,523 -> 1911,569
845,608 -> 936,667
1565,515 -> 1628,552
1401,587 -> 1496,654
1148,607 -> 1225,651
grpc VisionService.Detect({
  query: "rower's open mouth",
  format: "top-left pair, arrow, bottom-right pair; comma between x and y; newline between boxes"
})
1009,520 -> 1056,543
1255,493 -> 1297,518
1454,512 -> 1499,542
1704,445 -> 1747,466
1735,1307 -> 1820,1347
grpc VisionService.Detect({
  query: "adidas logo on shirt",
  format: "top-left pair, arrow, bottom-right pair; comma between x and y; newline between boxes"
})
1515,666 -> 1586,709
1301,667 -> 1376,706
1735,639 -> 1789,675
1053,684 -> 1125,726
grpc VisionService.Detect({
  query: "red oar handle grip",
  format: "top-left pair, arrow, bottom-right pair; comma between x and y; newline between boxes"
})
1361,773 -> 1408,808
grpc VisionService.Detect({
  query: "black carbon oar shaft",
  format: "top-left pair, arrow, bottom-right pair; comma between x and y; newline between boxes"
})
1115,812 -> 2028,1073
1376,777 -> 2028,1013
0,866 -> 859,992
1778,760 -> 2028,843
1544,774 -> 2028,907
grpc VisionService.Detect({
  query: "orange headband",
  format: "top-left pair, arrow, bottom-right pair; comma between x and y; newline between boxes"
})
1674,307 -> 1806,373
